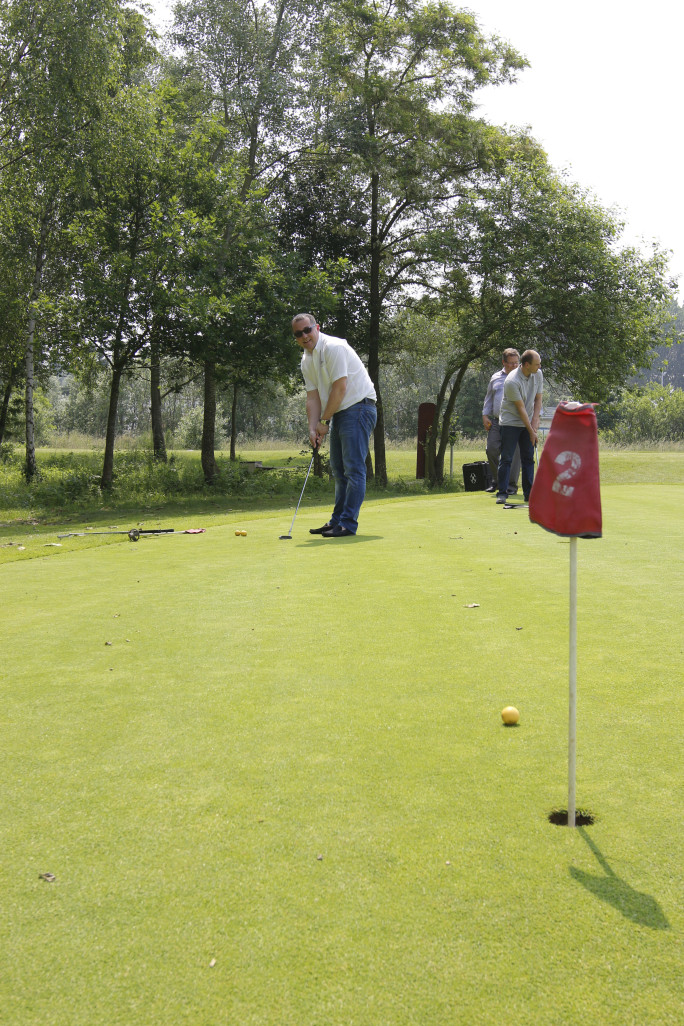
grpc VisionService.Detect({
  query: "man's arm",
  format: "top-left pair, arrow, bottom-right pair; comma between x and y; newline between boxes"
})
306,390 -> 322,448
531,392 -> 543,432
482,378 -> 495,431
513,398 -> 537,446
315,377 -> 347,443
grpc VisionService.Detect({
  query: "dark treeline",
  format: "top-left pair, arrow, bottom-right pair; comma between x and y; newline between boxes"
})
0,0 -> 679,486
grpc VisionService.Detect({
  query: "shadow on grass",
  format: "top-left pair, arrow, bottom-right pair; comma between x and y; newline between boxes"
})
303,534 -> 385,545
279,534 -> 384,546
569,827 -> 670,930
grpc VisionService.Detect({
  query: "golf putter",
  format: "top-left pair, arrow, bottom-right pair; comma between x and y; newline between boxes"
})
279,450 -> 316,539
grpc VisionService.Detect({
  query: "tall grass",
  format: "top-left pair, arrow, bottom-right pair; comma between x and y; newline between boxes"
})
1,439 -> 682,526
0,442 -> 472,522
0,448 -> 332,515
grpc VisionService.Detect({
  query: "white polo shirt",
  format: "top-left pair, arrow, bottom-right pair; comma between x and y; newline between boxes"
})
301,333 -> 376,412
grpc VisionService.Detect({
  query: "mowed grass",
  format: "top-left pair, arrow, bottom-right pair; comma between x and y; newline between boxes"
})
1,481 -> 683,1024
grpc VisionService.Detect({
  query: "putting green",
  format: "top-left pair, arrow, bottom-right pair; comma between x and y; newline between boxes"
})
1,486 -> 682,1025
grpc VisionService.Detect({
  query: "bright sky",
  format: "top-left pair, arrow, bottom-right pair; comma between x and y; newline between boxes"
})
471,1 -> 684,302
146,0 -> 684,301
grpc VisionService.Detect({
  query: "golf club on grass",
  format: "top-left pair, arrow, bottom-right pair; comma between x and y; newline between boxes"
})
279,449 -> 316,539
57,528 -> 200,542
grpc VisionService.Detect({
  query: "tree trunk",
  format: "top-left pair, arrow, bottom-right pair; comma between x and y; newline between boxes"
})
230,379 -> 238,461
201,359 -> 217,483
24,335 -> 38,481
365,448 -> 373,480
368,170 -> 387,487
0,366 -> 16,449
426,362 -> 469,486
101,364 -> 124,489
150,335 -> 167,461
436,364 -> 469,483
371,396 -> 387,486
23,212 -> 50,482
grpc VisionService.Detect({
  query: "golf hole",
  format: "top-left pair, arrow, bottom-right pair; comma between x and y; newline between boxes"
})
548,809 -> 595,827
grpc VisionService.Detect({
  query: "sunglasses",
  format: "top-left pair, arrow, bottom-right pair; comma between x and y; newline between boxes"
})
293,325 -> 315,339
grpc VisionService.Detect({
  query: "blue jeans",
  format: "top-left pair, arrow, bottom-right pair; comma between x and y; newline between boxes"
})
497,426 -> 535,500
485,418 -> 520,487
329,400 -> 377,533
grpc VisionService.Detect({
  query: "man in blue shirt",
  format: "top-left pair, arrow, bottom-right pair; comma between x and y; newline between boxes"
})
482,348 -> 521,494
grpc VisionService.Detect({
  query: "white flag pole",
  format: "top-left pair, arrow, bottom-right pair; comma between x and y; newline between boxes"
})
568,536 -> 578,827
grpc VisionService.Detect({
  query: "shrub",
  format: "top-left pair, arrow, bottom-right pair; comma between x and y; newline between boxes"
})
598,385 -> 684,444
172,407 -> 226,450
0,442 -> 17,464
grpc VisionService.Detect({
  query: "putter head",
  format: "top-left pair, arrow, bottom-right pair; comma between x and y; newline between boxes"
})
279,534 -> 292,540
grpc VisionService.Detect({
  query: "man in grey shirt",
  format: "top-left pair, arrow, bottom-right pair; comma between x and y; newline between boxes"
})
496,350 -> 543,504
482,348 -> 521,494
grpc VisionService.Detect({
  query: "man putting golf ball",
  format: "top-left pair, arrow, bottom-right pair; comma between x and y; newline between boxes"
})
292,313 -> 377,538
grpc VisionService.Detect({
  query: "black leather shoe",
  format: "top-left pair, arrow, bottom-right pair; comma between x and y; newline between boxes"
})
309,521 -> 334,535
322,525 -> 355,538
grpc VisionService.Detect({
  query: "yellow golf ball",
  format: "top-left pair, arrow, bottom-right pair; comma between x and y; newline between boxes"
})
501,706 -> 520,725
240,530 -> 247,536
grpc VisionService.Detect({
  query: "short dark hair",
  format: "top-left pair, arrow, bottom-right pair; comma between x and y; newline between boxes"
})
292,312 -> 316,326
521,349 -> 540,366
502,348 -> 520,362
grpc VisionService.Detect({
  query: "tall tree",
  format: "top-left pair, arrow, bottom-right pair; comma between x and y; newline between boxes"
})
64,81 -> 218,488
407,154 -> 677,483
0,0 -> 153,479
162,189 -> 339,478
302,0 -> 527,484
0,188 -> 29,447
168,0 -> 329,479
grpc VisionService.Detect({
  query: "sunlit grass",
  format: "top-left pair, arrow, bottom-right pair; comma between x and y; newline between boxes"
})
1,486 -> 682,1025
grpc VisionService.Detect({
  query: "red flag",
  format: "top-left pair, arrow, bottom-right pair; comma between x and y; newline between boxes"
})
529,403 -> 602,538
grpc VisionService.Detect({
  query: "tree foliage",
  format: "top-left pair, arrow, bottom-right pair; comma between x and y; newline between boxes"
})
0,0 -> 158,478
163,0 -> 340,478
0,0 -> 678,478
295,0 -> 528,483
407,152 -> 677,482
64,80 -> 204,486
596,383 -> 684,443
